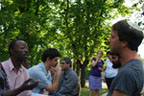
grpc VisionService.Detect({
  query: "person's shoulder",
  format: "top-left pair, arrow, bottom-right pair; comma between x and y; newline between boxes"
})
101,59 -> 104,63
119,66 -> 135,78
133,59 -> 143,67
1,59 -> 9,66
121,60 -> 144,78
92,57 -> 96,59
105,59 -> 111,64
28,66 -> 36,71
127,59 -> 142,65
105,59 -> 109,62
70,69 -> 78,78
1,59 -> 9,63
92,57 -> 97,61
29,63 -> 41,70
125,59 -> 143,71
0,60 -> 11,73
0,63 -> 6,75
28,64 -> 42,74
71,69 -> 77,75
28,66 -> 45,78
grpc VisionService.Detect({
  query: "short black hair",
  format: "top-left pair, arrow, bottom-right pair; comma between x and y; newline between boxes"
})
61,57 -> 72,67
112,20 -> 143,51
8,40 -> 22,55
41,48 -> 61,62
106,51 -> 111,55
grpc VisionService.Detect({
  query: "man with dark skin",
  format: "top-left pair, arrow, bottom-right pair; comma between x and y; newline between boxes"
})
0,40 -> 38,96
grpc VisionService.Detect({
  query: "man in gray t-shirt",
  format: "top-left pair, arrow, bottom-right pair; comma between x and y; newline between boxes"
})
108,20 -> 144,95
108,60 -> 144,96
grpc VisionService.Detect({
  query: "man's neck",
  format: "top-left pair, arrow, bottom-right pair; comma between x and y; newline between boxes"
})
120,49 -> 139,66
64,68 -> 70,71
11,57 -> 22,71
44,62 -> 50,71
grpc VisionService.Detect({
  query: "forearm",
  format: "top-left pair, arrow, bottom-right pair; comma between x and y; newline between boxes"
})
4,86 -> 24,96
92,59 -> 99,67
52,73 -> 60,91
98,66 -> 105,71
45,73 -> 60,93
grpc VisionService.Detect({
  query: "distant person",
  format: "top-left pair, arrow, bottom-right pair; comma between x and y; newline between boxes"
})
89,50 -> 104,96
28,48 -> 61,95
0,40 -> 38,96
57,57 -> 79,96
107,20 -> 144,96
111,54 -> 121,69
105,51 -> 118,89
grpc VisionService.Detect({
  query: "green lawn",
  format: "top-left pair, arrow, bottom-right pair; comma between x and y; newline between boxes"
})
80,88 -> 108,96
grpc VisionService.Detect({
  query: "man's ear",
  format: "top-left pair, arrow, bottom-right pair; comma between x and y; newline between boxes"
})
69,64 -> 71,68
121,41 -> 128,47
46,57 -> 50,62
10,49 -> 14,55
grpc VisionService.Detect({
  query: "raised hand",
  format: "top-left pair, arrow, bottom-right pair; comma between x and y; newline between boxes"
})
51,66 -> 61,75
3,78 -> 39,96
20,78 -> 39,90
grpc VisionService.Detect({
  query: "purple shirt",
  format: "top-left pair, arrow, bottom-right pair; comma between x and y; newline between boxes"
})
90,57 -> 104,77
1,58 -> 31,96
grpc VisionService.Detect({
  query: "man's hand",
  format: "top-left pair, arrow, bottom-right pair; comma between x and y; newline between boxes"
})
44,66 -> 61,93
51,66 -> 61,75
4,78 -> 39,96
21,78 -> 39,90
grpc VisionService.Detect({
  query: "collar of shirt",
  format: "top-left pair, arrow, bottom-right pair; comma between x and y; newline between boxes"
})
63,68 -> 72,78
8,58 -> 23,72
39,62 -> 49,75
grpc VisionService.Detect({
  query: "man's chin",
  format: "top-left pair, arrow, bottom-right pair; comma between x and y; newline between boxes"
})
21,56 -> 28,61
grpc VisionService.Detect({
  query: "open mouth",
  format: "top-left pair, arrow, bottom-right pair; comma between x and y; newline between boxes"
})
23,54 -> 28,59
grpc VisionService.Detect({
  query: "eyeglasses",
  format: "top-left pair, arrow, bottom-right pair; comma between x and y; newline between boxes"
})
61,63 -> 66,64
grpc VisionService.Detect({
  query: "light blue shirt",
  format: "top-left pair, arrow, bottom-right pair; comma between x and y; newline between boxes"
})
28,62 -> 52,93
105,59 -> 118,78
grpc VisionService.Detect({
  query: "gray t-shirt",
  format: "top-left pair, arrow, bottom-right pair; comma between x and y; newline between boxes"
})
107,59 -> 144,96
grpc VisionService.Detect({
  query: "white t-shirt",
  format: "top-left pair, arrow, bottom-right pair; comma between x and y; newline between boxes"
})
105,59 -> 118,78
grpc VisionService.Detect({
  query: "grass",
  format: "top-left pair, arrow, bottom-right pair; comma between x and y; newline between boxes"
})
80,88 -> 108,96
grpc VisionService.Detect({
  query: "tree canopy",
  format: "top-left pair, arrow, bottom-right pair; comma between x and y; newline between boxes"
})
0,0 -> 143,87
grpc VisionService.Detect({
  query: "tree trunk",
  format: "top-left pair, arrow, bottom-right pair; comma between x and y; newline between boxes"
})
76,59 -> 81,76
80,65 -> 86,87
80,59 -> 89,87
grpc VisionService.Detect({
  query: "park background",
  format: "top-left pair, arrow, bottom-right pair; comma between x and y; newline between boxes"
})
0,0 -> 144,95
